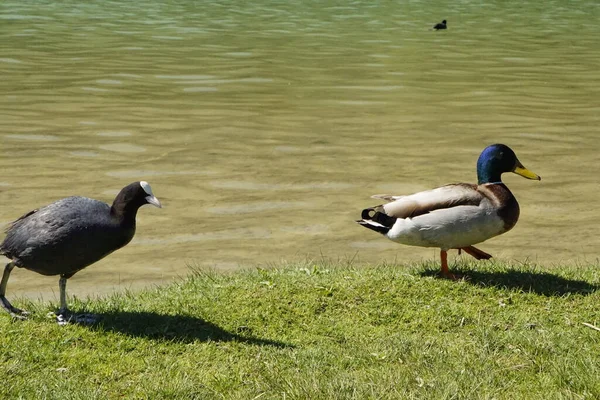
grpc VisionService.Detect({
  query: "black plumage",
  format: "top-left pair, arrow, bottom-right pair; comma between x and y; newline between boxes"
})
0,181 -> 161,323
434,19 -> 447,30
357,208 -> 396,235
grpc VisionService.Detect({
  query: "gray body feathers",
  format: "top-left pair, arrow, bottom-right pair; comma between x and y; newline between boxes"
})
0,196 -> 135,277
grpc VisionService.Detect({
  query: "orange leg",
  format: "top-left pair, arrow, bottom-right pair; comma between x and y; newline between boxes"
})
440,250 -> 457,280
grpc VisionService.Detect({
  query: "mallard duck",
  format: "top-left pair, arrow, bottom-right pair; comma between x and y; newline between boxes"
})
434,19 -> 447,30
357,144 -> 540,279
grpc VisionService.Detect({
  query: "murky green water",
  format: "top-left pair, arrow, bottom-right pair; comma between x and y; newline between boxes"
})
1,0 -> 600,299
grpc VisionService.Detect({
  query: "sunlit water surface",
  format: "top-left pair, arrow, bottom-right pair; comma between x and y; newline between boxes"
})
1,0 -> 599,300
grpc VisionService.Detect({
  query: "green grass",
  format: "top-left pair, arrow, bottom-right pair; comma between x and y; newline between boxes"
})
2,260 -> 600,399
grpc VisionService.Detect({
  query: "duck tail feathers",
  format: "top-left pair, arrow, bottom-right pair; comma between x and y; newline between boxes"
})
357,207 -> 397,235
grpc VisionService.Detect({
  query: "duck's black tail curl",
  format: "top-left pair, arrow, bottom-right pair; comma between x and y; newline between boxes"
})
356,207 -> 397,235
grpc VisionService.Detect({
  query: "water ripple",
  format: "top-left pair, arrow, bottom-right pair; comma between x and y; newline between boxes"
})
208,201 -> 311,214
0,58 -> 22,64
97,131 -> 132,137
5,134 -> 62,141
99,144 -> 146,153
106,170 -> 209,178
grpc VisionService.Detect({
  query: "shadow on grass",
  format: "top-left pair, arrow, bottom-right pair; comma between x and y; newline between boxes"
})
419,268 -> 599,296
80,310 -> 292,348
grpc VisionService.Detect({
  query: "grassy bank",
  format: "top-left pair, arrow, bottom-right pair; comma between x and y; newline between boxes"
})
1,260 -> 600,399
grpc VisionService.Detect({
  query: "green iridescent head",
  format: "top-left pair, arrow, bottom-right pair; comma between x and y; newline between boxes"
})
476,144 -> 541,184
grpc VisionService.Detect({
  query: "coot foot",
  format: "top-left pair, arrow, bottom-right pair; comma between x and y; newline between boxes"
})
54,309 -> 99,326
0,262 -> 27,318
1,296 -> 29,319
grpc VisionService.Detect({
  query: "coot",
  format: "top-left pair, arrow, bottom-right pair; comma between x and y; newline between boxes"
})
434,20 -> 447,30
0,181 -> 161,323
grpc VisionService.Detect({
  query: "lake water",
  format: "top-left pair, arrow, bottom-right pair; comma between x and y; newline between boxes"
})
1,0 -> 599,300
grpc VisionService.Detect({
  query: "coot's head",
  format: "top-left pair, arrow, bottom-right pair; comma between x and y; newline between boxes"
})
139,181 -> 162,208
111,181 -> 162,218
476,144 -> 541,184
442,20 -> 447,24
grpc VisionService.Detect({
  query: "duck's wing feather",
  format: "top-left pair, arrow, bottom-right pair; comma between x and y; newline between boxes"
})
379,183 -> 483,219
371,194 -> 404,202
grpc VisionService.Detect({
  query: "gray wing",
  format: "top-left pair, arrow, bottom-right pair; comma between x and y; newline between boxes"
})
380,183 -> 483,219
1,197 -> 132,275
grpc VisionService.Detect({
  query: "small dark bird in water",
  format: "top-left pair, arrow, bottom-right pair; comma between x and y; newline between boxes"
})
0,181 -> 161,324
434,19 -> 447,30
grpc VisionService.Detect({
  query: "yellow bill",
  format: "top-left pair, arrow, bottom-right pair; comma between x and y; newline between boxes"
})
513,162 -> 541,180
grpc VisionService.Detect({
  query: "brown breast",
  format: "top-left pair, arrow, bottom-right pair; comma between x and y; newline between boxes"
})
478,183 -> 520,232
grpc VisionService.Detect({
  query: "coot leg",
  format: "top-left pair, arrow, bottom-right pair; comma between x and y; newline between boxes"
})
56,276 -> 73,324
55,276 -> 98,325
58,276 -> 68,315
0,262 -> 28,317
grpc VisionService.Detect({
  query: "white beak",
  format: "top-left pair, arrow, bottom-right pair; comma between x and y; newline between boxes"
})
145,195 -> 162,208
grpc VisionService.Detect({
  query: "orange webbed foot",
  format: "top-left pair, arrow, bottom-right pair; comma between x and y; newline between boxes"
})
438,250 -> 458,280
459,246 -> 492,260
